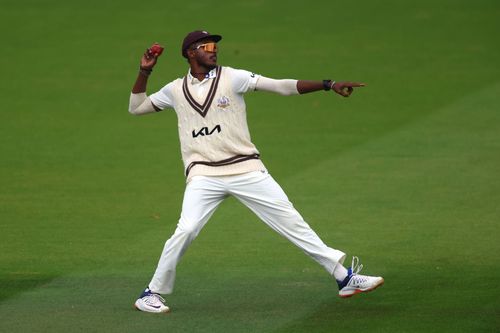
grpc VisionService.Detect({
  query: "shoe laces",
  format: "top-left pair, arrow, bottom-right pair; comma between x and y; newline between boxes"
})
351,256 -> 364,275
349,257 -> 376,286
337,256 -> 367,289
348,256 -> 369,285
143,292 -> 166,306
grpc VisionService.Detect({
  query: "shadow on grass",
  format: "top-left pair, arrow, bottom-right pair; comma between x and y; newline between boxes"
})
0,273 -> 57,302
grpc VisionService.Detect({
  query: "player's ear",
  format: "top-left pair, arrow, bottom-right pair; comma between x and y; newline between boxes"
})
187,48 -> 195,59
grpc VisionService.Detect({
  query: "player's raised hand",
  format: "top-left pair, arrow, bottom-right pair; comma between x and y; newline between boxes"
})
140,43 -> 165,70
332,82 -> 365,97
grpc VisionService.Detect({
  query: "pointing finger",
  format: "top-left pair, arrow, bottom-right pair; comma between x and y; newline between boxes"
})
346,82 -> 365,87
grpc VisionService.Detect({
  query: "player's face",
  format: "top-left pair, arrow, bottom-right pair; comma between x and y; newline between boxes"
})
191,38 -> 218,68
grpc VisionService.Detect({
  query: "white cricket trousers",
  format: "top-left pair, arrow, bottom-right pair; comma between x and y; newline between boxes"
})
149,171 -> 346,294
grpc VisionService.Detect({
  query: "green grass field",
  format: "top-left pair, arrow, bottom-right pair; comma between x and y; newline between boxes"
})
1,0 -> 499,332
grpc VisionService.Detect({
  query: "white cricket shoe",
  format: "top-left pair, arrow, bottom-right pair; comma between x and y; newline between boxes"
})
134,287 -> 170,313
337,257 -> 384,298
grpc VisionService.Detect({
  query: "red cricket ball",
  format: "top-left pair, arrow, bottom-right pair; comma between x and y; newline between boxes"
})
149,43 -> 164,57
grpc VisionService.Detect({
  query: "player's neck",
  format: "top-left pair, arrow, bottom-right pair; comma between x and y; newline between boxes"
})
189,64 -> 216,81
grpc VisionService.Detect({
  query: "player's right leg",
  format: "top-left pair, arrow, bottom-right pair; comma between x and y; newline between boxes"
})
134,176 -> 227,313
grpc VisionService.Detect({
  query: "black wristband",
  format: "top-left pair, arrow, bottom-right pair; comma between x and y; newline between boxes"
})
139,67 -> 153,77
322,80 -> 332,91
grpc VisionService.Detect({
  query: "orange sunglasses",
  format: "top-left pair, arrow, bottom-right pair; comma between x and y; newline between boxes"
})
194,42 -> 218,53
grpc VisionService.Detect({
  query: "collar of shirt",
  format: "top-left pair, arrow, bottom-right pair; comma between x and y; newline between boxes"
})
188,67 -> 217,84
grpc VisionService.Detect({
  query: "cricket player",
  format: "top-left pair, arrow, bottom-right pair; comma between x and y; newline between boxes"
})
128,30 -> 384,313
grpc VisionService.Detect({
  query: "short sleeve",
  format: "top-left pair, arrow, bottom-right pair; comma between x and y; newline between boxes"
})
149,82 -> 175,110
227,67 -> 261,94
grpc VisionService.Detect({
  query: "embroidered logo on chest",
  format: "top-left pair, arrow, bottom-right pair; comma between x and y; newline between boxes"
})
217,96 -> 230,109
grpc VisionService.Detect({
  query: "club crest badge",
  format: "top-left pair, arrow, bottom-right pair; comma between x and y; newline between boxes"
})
217,96 -> 230,109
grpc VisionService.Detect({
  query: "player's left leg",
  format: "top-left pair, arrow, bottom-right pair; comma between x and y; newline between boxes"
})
228,170 -> 383,297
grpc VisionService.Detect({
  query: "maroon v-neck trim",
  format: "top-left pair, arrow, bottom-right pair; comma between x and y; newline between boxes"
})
182,66 -> 222,118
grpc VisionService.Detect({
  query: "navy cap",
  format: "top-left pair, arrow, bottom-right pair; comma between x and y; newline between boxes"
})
182,30 -> 222,58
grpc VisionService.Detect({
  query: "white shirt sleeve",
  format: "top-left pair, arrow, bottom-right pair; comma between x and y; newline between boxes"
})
129,93 -> 157,115
254,76 -> 299,96
149,82 -> 175,110
228,67 -> 261,94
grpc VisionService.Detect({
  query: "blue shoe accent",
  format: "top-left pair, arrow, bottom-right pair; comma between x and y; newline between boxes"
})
337,267 -> 353,289
139,287 -> 154,298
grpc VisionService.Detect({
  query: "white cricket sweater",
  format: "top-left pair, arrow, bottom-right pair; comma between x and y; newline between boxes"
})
151,66 -> 266,181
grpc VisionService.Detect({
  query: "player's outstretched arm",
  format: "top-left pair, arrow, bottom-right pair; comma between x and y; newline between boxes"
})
129,44 -> 164,115
255,77 -> 365,97
297,80 -> 365,97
